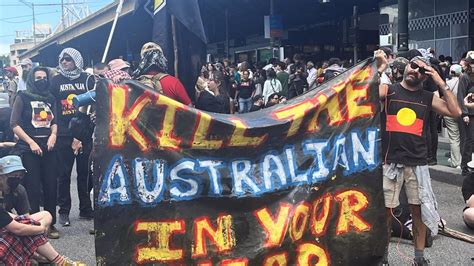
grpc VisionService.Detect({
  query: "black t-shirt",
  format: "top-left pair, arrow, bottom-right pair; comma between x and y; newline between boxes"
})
0,207 -> 12,228
50,72 -> 94,137
237,80 -> 255,99
10,92 -> 56,138
382,83 -> 434,165
462,176 -> 474,202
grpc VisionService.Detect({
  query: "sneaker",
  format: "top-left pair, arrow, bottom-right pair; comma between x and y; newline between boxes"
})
413,257 -> 430,266
47,225 -> 60,239
59,213 -> 70,226
79,210 -> 94,220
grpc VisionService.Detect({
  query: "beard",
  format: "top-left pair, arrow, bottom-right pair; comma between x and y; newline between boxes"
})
22,69 -> 29,81
404,72 -> 423,87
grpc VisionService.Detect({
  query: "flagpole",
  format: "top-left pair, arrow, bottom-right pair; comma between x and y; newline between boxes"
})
171,15 -> 179,77
102,0 -> 124,63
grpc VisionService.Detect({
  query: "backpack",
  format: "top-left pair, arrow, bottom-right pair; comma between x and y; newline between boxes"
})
137,73 -> 169,94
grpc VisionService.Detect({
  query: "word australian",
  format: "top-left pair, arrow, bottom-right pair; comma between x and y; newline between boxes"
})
98,128 -> 378,206
108,68 -> 374,152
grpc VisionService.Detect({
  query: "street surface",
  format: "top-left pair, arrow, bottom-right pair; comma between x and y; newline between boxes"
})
52,151 -> 474,265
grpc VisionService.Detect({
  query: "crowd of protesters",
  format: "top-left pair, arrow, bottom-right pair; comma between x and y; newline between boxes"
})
0,39 -> 473,265
194,54 -> 348,114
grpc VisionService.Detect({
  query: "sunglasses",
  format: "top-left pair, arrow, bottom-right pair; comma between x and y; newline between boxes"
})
61,56 -> 73,62
409,62 -> 426,75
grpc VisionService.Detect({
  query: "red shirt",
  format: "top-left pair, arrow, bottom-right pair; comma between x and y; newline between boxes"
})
159,75 -> 192,105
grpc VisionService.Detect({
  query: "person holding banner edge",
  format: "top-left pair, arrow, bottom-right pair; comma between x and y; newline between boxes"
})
376,50 -> 462,265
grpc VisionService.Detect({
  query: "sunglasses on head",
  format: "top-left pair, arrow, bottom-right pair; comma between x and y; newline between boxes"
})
410,62 -> 426,75
61,56 -> 73,62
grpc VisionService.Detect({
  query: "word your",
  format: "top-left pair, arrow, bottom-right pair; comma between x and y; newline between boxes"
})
134,189 -> 371,265
98,129 -> 377,206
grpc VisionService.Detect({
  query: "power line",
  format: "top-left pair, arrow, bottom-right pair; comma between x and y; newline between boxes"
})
0,1 -> 105,7
0,11 -> 60,21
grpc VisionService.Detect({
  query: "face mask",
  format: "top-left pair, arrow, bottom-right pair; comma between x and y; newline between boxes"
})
7,177 -> 21,190
34,79 -> 48,91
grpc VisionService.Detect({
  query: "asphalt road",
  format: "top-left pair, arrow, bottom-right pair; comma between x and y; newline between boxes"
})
52,159 -> 474,265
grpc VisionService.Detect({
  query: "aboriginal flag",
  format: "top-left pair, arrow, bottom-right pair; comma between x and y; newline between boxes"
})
145,0 -> 207,102
385,100 -> 427,137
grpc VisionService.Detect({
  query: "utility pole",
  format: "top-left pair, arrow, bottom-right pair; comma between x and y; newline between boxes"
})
19,0 -> 36,45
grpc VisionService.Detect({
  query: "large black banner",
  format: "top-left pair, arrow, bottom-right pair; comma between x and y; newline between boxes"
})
94,60 -> 386,265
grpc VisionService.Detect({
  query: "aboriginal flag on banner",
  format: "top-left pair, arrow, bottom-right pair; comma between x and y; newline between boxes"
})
144,0 -> 207,102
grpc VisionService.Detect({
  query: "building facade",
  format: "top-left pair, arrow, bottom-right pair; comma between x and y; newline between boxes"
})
380,0 -> 473,60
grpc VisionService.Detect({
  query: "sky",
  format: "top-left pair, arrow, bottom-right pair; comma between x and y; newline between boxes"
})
0,0 -> 113,55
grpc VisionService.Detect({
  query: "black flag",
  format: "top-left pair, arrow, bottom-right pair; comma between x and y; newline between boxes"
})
148,0 -> 207,102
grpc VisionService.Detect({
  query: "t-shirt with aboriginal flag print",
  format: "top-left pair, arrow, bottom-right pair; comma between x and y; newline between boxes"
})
382,83 -> 434,166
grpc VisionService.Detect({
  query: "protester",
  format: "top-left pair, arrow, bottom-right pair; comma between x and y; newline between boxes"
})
195,71 -> 228,114
92,63 -> 109,76
133,42 -> 192,105
389,57 -> 409,83
249,95 -> 264,112
306,61 -> 317,91
4,66 -> 19,106
376,50 -> 461,265
10,67 -> 59,239
288,54 -> 307,98
0,155 -> 82,265
275,62 -> 289,98
18,58 -> 33,91
236,70 -> 255,113
104,59 -> 132,83
444,64 -> 463,168
457,56 -> 474,175
195,68 -> 209,99
462,173 -> 474,229
265,93 -> 281,108
262,69 -> 282,105
50,48 -> 95,227
323,57 -> 345,81
380,47 -> 395,85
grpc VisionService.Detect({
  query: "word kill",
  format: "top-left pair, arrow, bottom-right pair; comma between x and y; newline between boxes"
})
98,128 -> 378,206
107,67 -> 374,151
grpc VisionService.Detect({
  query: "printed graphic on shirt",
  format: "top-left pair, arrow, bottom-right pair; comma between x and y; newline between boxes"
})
61,94 -> 77,116
386,99 -> 426,136
59,83 -> 86,93
31,101 -> 54,128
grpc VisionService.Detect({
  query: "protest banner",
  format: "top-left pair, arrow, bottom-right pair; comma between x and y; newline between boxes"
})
94,60 -> 386,265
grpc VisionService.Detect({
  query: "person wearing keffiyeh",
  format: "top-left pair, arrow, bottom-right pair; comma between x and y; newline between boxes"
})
132,42 -> 192,105
49,48 -> 95,228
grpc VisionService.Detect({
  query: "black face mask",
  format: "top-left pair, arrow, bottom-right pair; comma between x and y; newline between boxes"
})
34,79 -> 48,92
7,177 -> 21,190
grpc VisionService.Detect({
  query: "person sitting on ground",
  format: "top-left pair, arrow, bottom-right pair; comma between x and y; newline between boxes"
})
132,42 -> 192,105
0,156 -> 82,265
249,95 -> 264,112
104,59 -> 132,83
462,173 -> 474,230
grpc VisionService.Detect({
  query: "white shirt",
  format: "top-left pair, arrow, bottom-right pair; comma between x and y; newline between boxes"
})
262,79 -> 282,104
380,72 -> 392,85
307,67 -> 317,90
447,77 -> 460,96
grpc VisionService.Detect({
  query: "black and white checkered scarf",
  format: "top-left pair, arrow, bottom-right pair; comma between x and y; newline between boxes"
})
132,49 -> 168,78
58,48 -> 84,80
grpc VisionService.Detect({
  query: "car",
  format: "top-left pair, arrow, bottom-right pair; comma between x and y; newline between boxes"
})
0,93 -> 10,108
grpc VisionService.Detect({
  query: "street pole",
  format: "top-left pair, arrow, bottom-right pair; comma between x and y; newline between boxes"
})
397,0 -> 409,53
225,9 -> 229,59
